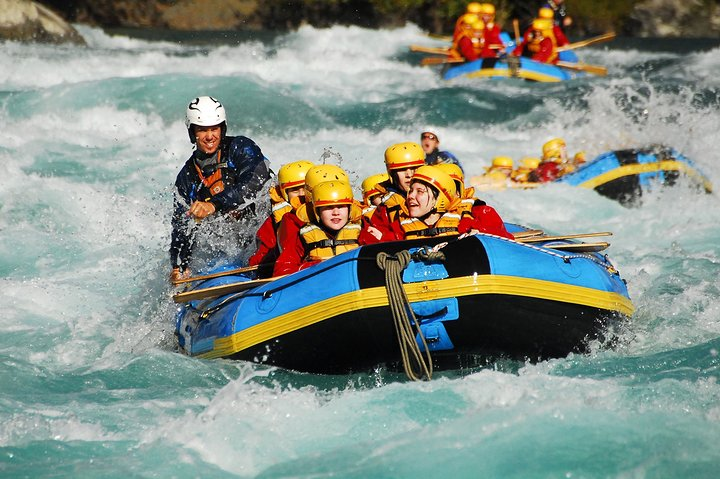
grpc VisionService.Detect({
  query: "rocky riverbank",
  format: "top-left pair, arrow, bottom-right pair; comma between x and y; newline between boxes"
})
2,0 -> 720,44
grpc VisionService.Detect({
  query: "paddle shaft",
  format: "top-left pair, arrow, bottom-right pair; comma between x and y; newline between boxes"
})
543,242 -> 610,253
556,32 -> 616,52
512,229 -> 544,239
517,232 -> 613,243
172,264 -> 262,285
173,275 -> 287,303
421,57 -> 464,66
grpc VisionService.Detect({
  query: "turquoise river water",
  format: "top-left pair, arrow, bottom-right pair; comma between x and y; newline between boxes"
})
1,24 -> 720,478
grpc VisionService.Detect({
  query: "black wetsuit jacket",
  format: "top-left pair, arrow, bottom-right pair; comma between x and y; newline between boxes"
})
170,135 -> 271,270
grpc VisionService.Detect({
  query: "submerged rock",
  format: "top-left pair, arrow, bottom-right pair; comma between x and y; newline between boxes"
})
0,0 -> 85,44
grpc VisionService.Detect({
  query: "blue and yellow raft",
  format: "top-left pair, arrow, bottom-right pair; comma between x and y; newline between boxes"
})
174,226 -> 633,374
443,50 -> 583,83
558,145 -> 713,205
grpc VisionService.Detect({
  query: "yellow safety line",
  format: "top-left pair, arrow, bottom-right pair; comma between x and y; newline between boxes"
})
464,68 -> 562,83
198,274 -> 634,359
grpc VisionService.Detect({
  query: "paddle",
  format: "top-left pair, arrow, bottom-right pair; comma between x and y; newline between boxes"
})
555,61 -> 608,76
556,32 -> 616,52
173,275 -> 287,303
421,57 -> 464,66
172,264 -> 261,285
411,44 -> 505,55
410,45 -> 451,55
517,231 -> 613,243
512,229 -> 544,239
542,242 -> 610,253
512,19 -> 521,45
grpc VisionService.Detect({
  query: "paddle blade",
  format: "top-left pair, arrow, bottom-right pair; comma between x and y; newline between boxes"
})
556,61 -> 608,76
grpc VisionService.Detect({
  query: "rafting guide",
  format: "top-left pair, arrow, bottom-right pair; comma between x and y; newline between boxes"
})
170,96 -> 272,283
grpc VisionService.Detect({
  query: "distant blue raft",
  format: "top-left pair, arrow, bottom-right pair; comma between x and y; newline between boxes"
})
557,145 -> 713,205
444,51 -> 583,83
174,226 -> 633,375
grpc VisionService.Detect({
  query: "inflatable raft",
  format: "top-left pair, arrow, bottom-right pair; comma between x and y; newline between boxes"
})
174,227 -> 633,376
444,50 -> 583,83
557,145 -> 713,205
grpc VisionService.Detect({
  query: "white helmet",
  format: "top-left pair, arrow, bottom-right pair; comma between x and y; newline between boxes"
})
185,96 -> 227,143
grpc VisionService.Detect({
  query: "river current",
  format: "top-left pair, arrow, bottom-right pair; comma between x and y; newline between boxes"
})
1,24 -> 720,478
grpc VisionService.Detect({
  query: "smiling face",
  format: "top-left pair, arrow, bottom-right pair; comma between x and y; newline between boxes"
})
406,181 -> 437,218
318,205 -> 350,231
193,124 -> 222,154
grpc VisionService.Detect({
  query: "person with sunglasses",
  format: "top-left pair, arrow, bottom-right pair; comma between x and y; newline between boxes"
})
419,130 -> 462,170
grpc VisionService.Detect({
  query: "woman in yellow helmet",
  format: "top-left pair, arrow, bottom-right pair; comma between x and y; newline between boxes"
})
274,179 -> 377,276
529,137 -> 574,182
387,166 -> 514,241
452,16 -> 484,62
248,160 -> 314,269
542,0 -> 573,32
512,18 -> 559,64
360,172 -> 390,224
538,6 -> 569,46
477,3 -> 506,58
470,156 -> 514,191
361,172 -> 390,208
511,157 -> 541,183
364,142 -> 426,239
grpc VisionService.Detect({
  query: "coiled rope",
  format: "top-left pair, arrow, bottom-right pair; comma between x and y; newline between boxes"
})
376,248 -> 445,381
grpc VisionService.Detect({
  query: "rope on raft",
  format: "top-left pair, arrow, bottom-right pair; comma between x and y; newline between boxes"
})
376,248 -> 445,381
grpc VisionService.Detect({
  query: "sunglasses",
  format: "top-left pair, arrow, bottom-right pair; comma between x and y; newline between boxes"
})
421,134 -> 437,140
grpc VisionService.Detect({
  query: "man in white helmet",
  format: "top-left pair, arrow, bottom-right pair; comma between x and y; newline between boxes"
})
170,96 -> 271,283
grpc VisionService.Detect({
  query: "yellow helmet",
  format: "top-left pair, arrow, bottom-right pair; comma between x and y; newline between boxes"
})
410,165 -> 458,213
471,20 -> 485,31
311,180 -> 355,218
532,18 -> 554,32
542,138 -> 566,162
304,164 -> 349,204
277,160 -> 314,200
459,13 -> 480,26
492,156 -> 514,168
538,7 -> 554,19
519,157 -> 541,169
466,2 -> 483,14
479,3 -> 496,15
384,142 -> 426,172
361,172 -> 389,204
433,163 -> 465,196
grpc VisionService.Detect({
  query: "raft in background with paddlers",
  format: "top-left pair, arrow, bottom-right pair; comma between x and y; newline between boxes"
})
413,31 -> 614,83
471,145 -> 713,206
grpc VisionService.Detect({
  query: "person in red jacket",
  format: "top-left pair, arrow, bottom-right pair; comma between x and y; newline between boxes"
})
478,3 -> 506,58
538,7 -> 569,47
273,180 -> 374,277
247,159 -> 314,270
529,138 -> 568,182
452,16 -> 484,62
512,19 -> 558,64
387,166 -> 513,241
